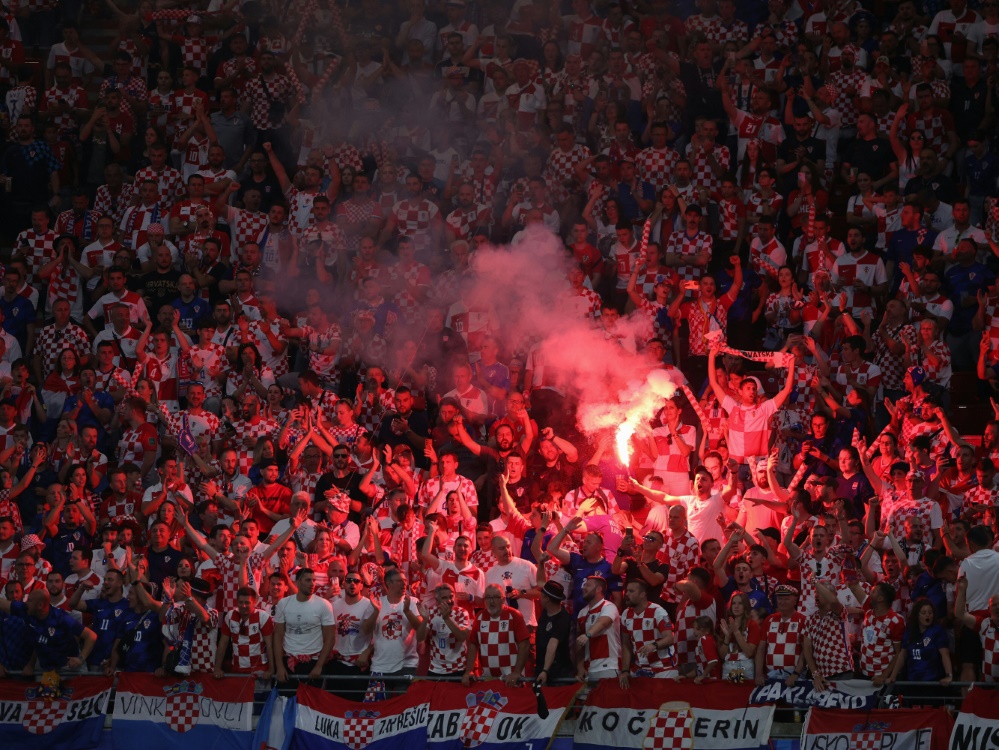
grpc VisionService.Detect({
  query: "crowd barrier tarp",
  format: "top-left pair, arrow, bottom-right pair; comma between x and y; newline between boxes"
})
291,682 -> 430,750
573,678 -> 775,750
802,705 -> 954,750
749,678 -> 881,710
111,673 -> 255,750
0,675 -> 112,750
427,680 -> 581,749
949,686 -> 999,750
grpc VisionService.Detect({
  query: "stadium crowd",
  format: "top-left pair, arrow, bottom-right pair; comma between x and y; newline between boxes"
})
0,0 -> 997,701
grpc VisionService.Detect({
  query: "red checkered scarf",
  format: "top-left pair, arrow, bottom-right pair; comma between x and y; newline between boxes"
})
145,9 -> 222,22
391,524 -> 421,567
285,651 -> 321,671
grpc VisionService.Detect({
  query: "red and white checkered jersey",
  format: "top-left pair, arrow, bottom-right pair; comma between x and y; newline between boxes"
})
35,323 -> 89,378
391,198 -> 440,251
569,287 -> 602,322
905,107 -> 955,155
470,606 -> 530,678
427,604 -> 471,674
133,165 -> 185,212
470,548 -> 498,573
664,230 -> 712,284
221,608 -> 273,673
682,296 -> 731,357
685,142 -> 730,196
40,85 -> 88,135
761,612 -> 806,672
734,110 -> 785,162
976,615 -> 999,682
335,196 -> 384,254
832,361 -> 882,401
873,323 -> 916,392
799,237 -> 845,275
224,207 -> 269,261
675,591 -> 716,662
243,73 -> 305,130
577,598 -> 621,676
446,204 -> 490,242
215,553 -> 269,616
163,601 -> 219,673
750,238 -> 787,280
458,165 -> 499,206
804,608 -> 854,677
720,394 -> 778,462
94,183 -> 135,227
171,88 -> 211,130
117,422 -> 158,466
14,229 -> 55,286
544,144 -> 590,204
174,35 -> 218,76
656,530 -> 699,604
229,418 -> 280,475
828,68 -> 866,128
622,603 -> 676,674
746,191 -> 784,230
796,546 -> 851,617
716,195 -> 745,242
858,606 -> 904,677
831,251 -> 887,315
563,14 -> 603,58
885,498 -> 944,538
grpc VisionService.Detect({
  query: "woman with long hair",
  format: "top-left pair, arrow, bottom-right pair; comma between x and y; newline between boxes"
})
895,597 -> 953,688
719,591 -> 761,681
736,138 -> 769,194
225,343 -> 274,400
915,318 -> 952,400
650,188 -> 684,246
763,267 -> 804,349
889,104 -> 923,189
42,348 -> 81,421
583,195 -> 625,254
786,162 -> 828,238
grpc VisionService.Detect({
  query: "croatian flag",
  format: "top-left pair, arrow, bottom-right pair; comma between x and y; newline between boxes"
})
428,680 -> 580,749
803,705 -> 953,750
111,674 -> 255,750
291,683 -> 430,750
574,678 -> 775,750
0,675 -> 112,750
952,687 -> 999,750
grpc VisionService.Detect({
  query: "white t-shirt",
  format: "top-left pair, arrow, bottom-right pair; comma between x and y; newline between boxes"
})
680,492 -> 727,545
330,597 -> 376,660
274,594 -> 335,656
485,558 -> 538,627
960,549 -> 999,612
371,596 -> 419,673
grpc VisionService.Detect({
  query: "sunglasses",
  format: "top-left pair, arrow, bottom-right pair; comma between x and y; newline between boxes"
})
345,577 -> 361,584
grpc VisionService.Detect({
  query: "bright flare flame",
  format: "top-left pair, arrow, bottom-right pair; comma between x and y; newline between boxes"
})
616,421 -> 636,468
579,369 -> 680,470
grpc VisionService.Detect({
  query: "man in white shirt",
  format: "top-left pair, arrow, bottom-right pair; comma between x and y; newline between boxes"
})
273,568 -> 336,683
484,533 -> 539,627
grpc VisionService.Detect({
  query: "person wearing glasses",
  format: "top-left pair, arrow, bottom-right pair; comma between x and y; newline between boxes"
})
784,520 -> 853,617
328,572 -> 377,698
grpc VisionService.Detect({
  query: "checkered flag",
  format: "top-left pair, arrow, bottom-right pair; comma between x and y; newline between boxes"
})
851,731 -> 882,750
643,701 -> 693,750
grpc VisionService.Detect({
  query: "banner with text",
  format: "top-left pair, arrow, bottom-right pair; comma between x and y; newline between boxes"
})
291,682 -> 430,750
573,679 -> 775,750
949,686 -> 999,750
749,679 -> 882,710
428,680 -> 579,749
0,675 -> 112,750
111,673 -> 255,750
803,706 -> 953,750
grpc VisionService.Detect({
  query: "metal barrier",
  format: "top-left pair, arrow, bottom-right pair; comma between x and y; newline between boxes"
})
16,671 -> 986,739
